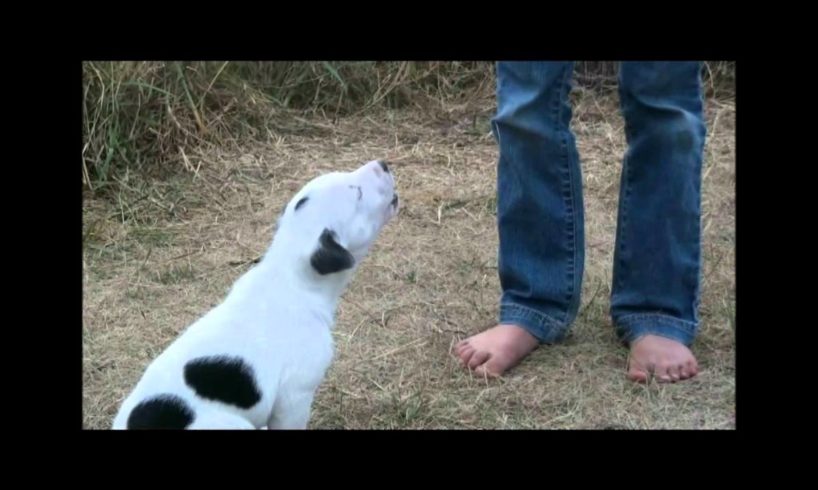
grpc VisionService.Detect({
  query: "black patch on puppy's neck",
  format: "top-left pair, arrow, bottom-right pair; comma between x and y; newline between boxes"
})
310,228 -> 355,275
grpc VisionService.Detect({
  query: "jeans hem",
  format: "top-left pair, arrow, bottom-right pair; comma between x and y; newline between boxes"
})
499,302 -> 570,344
614,313 -> 697,347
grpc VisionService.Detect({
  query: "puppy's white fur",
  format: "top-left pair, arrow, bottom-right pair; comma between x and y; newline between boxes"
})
112,160 -> 398,429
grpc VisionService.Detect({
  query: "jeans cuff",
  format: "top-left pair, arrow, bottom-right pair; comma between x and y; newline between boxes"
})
499,303 -> 569,344
614,313 -> 698,347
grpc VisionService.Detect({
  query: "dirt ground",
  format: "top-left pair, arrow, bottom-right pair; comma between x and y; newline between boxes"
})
82,88 -> 735,429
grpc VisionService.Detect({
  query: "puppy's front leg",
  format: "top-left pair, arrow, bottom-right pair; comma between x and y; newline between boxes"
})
267,390 -> 315,430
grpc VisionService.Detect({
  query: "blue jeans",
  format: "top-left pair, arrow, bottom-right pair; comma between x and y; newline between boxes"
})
493,61 -> 705,346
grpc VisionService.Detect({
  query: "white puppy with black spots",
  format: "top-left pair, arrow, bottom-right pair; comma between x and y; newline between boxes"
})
112,160 -> 399,429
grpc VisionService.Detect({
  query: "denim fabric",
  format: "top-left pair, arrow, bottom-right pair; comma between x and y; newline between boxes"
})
493,61 -> 705,346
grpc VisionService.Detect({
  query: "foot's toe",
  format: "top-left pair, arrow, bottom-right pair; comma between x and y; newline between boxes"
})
628,354 -> 655,381
473,359 -> 502,379
689,359 -> 699,375
666,363 -> 681,382
654,362 -> 673,383
627,362 -> 649,383
458,345 -> 476,366
467,350 -> 491,370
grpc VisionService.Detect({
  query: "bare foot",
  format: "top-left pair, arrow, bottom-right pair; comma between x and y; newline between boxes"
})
454,324 -> 540,378
627,335 -> 699,383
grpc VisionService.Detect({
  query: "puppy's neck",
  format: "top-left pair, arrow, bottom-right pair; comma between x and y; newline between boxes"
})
257,237 -> 354,315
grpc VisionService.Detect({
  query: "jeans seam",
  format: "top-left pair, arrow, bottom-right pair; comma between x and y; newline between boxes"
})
614,69 -> 630,295
557,63 -> 577,324
617,312 -> 697,328
615,154 -> 631,294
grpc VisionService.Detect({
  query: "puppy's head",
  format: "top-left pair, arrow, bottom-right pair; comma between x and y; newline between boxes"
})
276,160 -> 399,276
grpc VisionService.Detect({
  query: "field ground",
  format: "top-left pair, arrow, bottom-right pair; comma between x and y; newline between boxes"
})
83,88 -> 735,429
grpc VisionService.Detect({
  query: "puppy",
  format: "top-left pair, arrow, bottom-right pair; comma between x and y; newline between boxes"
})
112,160 -> 398,429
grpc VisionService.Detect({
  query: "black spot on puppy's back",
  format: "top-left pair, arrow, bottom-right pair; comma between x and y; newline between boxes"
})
127,394 -> 195,429
184,355 -> 262,409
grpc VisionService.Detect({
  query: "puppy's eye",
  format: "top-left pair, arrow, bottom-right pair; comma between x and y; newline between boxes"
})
349,185 -> 362,200
294,197 -> 309,211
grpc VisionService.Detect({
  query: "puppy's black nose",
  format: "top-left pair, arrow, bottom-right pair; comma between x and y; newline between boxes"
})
378,160 -> 390,173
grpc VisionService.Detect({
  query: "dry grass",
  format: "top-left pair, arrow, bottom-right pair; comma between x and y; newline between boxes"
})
82,86 -> 735,430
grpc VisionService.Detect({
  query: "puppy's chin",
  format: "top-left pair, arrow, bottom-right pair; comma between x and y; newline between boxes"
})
390,193 -> 399,214
384,198 -> 399,223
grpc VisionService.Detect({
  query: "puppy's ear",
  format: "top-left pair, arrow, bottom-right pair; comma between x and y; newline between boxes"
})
310,228 -> 355,275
